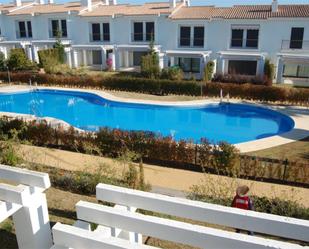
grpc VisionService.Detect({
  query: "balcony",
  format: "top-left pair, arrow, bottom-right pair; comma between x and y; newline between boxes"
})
230,38 -> 259,49
49,29 -> 67,39
178,38 -> 204,48
281,40 -> 309,50
131,33 -> 154,43
16,31 -> 32,39
89,33 -> 110,43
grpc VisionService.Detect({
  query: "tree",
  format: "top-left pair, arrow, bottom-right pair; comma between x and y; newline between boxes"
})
54,31 -> 66,64
264,58 -> 275,86
141,35 -> 160,79
0,52 -> 6,71
203,61 -> 215,82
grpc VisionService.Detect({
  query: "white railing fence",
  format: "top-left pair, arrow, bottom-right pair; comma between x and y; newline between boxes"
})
1,165 -> 309,249
0,164 -> 52,249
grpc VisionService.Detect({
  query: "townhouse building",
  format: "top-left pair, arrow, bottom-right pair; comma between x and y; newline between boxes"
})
0,0 -> 308,86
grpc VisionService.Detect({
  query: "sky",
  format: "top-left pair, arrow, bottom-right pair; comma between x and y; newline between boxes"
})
0,0 -> 308,5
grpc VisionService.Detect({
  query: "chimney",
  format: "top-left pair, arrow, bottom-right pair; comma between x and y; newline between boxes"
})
109,0 -> 117,5
170,0 -> 176,8
48,0 -> 54,4
104,0 -> 109,5
34,0 -> 45,4
14,0 -> 22,7
81,0 -> 92,11
272,0 -> 278,13
182,0 -> 190,7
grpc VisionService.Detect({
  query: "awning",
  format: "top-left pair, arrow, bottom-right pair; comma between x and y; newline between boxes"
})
165,50 -> 211,57
71,44 -> 114,50
217,50 -> 266,60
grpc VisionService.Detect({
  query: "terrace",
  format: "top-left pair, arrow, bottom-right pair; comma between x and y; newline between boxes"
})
0,165 -> 308,249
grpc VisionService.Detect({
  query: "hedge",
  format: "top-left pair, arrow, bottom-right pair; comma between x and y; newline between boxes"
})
0,117 -> 308,186
0,72 -> 308,104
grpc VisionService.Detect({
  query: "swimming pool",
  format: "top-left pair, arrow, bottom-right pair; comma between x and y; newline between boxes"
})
0,89 -> 294,144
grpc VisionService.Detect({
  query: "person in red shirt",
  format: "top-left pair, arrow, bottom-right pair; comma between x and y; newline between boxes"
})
231,185 -> 254,235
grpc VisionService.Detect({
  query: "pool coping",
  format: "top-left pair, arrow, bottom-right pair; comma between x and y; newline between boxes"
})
0,85 -> 309,153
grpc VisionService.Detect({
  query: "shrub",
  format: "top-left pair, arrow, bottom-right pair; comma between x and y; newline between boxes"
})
0,141 -> 21,166
212,142 -> 240,174
38,49 -> 60,69
213,73 -> 265,85
7,48 -> 36,71
161,67 -> 184,80
264,59 -> 275,86
203,61 -> 215,82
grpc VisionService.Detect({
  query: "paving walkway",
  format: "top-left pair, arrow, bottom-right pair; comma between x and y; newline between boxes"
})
17,144 -> 309,208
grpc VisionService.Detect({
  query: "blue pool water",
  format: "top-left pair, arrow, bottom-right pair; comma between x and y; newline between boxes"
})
0,89 -> 294,144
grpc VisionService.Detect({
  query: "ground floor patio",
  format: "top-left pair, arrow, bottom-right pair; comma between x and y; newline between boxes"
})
0,40 -> 308,85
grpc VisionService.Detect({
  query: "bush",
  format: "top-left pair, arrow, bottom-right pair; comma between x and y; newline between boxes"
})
38,49 -> 60,68
188,191 -> 309,220
213,73 -> 265,85
7,48 -> 36,71
203,61 -> 215,82
264,59 -> 275,86
161,67 -> 184,80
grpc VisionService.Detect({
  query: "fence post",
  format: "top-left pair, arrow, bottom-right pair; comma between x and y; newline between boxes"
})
282,159 -> 288,181
194,143 -> 198,166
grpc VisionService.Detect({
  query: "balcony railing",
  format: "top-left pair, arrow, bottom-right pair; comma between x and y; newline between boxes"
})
281,40 -> 309,50
178,37 -> 204,48
131,32 -> 155,42
230,38 -> 259,49
89,33 -> 110,42
49,29 -> 68,39
16,31 -> 32,39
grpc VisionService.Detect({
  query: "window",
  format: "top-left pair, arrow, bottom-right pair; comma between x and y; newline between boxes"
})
17,21 -> 32,38
283,63 -> 309,78
92,50 -> 103,65
180,26 -> 191,47
231,26 -> 259,49
132,22 -> 154,42
133,22 -> 143,41
176,57 -> 200,73
246,29 -> 259,48
18,22 -> 27,38
61,20 -> 67,37
290,27 -> 304,49
193,27 -> 204,47
91,23 -> 110,42
51,20 -> 59,37
50,19 -> 67,38
92,23 -> 101,41
102,23 -> 110,41
228,60 -> 257,76
231,29 -> 243,47
146,22 -> 155,41
179,26 -> 204,47
27,21 -> 32,38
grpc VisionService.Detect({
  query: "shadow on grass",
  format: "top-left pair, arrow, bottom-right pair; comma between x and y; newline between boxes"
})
49,208 -> 77,221
0,229 -> 18,249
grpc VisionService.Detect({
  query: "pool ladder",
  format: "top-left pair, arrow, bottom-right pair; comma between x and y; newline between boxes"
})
220,89 -> 230,103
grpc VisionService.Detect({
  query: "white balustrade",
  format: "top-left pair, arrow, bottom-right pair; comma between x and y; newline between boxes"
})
0,164 -> 52,249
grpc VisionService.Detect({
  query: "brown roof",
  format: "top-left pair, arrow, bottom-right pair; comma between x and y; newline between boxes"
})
170,4 -> 309,20
0,2 -> 33,13
170,6 -> 225,20
80,2 -> 178,17
6,1 -> 85,15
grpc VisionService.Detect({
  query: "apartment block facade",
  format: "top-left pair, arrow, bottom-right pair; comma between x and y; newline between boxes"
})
0,0 -> 308,86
